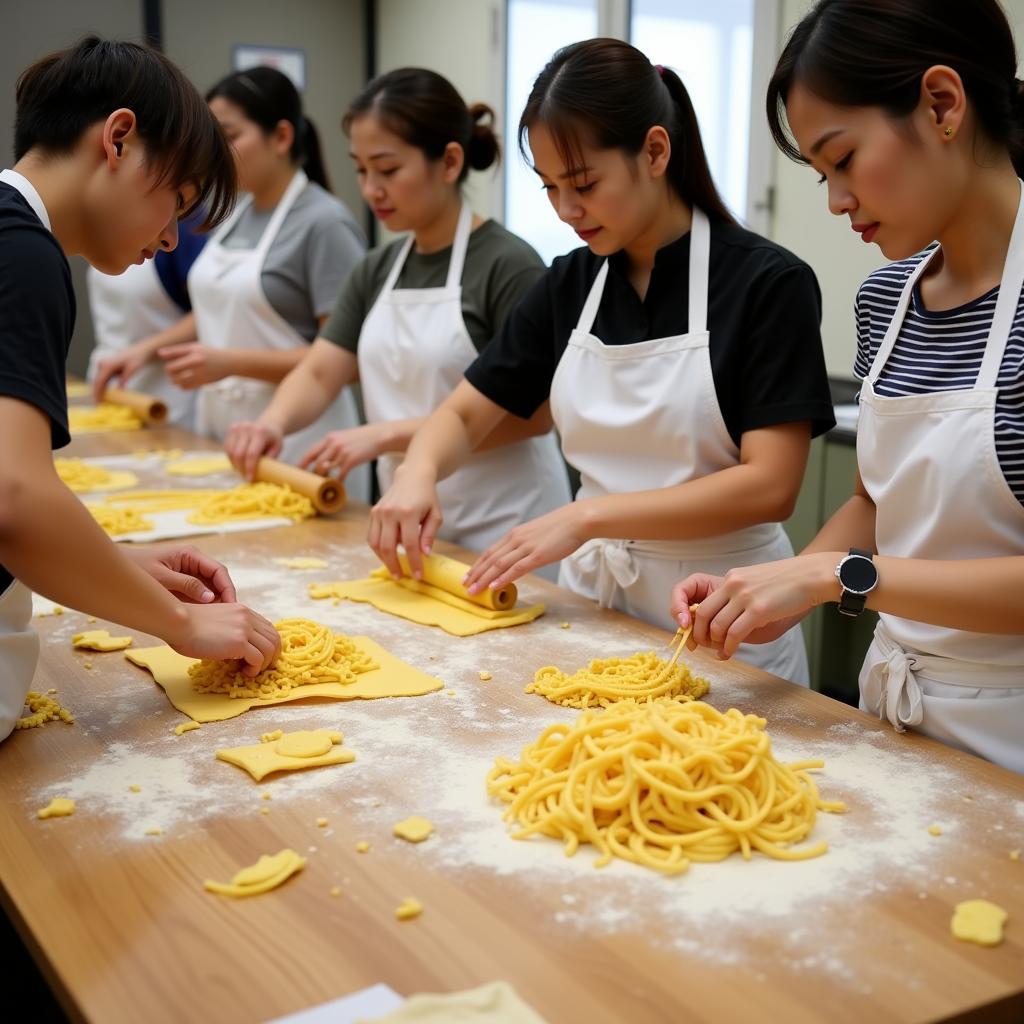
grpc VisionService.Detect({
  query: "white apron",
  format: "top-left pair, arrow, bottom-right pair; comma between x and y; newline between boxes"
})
549,209 -> 809,684
0,170 -> 50,737
86,262 -> 196,428
857,180 -> 1024,773
188,171 -> 369,502
357,202 -> 570,562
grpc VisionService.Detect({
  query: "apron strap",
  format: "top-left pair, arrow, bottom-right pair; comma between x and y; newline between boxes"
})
866,251 -> 938,384
380,235 -> 415,295
445,202 -> 473,287
574,261 -> 610,337
688,208 -> 710,334
253,170 -> 308,261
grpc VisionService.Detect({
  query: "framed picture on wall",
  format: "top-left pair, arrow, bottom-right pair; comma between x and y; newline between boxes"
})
232,44 -> 306,90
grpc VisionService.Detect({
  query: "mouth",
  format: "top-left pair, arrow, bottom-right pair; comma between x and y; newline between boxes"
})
374,207 -> 395,220
852,222 -> 879,244
576,227 -> 602,242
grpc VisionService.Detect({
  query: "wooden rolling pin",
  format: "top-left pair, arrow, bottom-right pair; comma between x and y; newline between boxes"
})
254,457 -> 345,515
102,386 -> 168,424
396,551 -> 517,611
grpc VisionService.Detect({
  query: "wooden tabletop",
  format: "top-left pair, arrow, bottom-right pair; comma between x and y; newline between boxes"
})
1,420 -> 1021,1024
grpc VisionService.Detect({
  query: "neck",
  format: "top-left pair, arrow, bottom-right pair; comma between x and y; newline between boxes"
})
932,158 -> 1020,292
252,165 -> 299,211
11,154 -> 86,256
413,194 -> 462,254
623,191 -> 693,274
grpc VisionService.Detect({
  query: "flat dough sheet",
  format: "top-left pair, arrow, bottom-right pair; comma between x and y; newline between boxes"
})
309,575 -> 545,637
85,505 -> 294,543
125,636 -> 443,722
360,981 -> 548,1023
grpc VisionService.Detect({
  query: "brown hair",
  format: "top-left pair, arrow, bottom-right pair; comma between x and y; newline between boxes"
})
519,38 -> 734,223
343,67 -> 499,183
767,0 -> 1024,176
15,36 -> 236,230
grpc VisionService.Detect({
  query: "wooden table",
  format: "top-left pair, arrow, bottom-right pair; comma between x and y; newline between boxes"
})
1,423 -> 1021,1024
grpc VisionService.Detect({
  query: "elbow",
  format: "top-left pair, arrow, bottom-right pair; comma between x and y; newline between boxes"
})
0,474 -> 31,546
753,479 -> 801,524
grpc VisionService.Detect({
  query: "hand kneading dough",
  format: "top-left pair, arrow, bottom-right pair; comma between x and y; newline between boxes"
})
216,729 -> 356,781
359,981 -> 549,1023
393,816 -> 434,843
38,797 -> 75,819
72,629 -> 133,652
204,849 -> 305,897
309,574 -> 544,638
951,899 -> 1008,946
124,637 -> 442,722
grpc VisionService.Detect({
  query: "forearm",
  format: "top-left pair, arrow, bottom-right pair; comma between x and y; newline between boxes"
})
575,462 -> 799,543
260,358 -> 343,436
0,478 -> 187,639
476,403 -> 555,452
802,493 -> 877,555
224,347 -> 306,385
402,407 -> 477,483
145,312 -> 197,354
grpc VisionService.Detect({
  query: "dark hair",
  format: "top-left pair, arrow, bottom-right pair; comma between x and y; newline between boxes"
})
519,38 -> 734,223
767,0 -> 1024,176
207,66 -> 331,191
343,67 -> 499,183
15,36 -> 235,231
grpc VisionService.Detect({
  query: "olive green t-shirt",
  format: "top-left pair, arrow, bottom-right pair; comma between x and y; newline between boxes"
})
320,219 -> 544,354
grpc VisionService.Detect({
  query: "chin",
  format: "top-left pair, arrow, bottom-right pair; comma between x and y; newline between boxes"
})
87,253 -> 133,276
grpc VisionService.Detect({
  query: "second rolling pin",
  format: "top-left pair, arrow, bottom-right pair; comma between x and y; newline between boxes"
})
254,457 -> 346,515
396,551 -> 517,611
102,386 -> 168,424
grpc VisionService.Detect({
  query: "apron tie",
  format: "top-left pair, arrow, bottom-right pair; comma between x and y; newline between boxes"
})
862,624 -> 925,732
571,538 -> 639,608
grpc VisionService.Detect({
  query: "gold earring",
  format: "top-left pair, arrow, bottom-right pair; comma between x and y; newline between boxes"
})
944,127 -> 954,137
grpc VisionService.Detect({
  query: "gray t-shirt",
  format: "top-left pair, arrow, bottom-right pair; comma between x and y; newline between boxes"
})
221,181 -> 366,342
321,219 -> 544,354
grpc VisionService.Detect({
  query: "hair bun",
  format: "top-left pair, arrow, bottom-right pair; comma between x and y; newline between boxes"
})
466,101 -> 500,171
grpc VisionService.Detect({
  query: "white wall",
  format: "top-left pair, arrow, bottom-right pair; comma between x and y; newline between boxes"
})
770,0 -> 1024,379
377,0 -> 505,236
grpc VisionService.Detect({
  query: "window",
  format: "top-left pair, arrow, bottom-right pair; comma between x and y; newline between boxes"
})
503,0 -> 598,265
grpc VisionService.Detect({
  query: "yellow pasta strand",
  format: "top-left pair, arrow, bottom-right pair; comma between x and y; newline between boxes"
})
102,483 -> 314,524
487,699 -> 846,876
16,691 -> 75,730
528,647 -> 709,709
89,505 -> 154,536
188,618 -> 378,700
68,403 -> 142,432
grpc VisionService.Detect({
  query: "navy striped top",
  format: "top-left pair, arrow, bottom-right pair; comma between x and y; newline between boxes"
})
854,247 -> 1024,506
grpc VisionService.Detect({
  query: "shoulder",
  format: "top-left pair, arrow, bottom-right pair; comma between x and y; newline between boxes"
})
292,184 -> 365,238
0,191 -> 69,282
470,219 -> 544,269
856,246 -> 934,308
710,219 -> 815,281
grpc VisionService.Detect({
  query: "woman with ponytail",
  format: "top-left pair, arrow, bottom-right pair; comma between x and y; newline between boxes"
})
227,68 -> 570,563
368,39 -> 834,682
673,0 -> 1024,771
137,66 -> 369,491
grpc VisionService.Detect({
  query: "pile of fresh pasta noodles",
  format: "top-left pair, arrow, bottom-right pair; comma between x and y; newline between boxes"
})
488,698 -> 846,875
188,618 -> 378,700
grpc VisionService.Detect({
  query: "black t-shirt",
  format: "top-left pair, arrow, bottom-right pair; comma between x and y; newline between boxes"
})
0,181 -> 75,594
465,218 -> 835,444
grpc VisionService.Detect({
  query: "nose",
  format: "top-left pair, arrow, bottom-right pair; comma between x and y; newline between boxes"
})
555,189 -> 583,224
159,214 -> 179,252
827,180 -> 856,218
361,174 -> 384,203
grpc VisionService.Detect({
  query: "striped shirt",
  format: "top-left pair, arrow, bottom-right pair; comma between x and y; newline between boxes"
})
854,247 -> 1024,506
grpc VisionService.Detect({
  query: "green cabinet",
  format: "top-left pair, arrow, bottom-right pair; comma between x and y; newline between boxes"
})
783,436 -> 878,704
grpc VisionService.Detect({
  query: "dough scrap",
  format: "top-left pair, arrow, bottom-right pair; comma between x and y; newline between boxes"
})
309,575 -> 544,637
174,721 -> 200,736
38,797 -> 75,819
928,824 -> 943,836
124,636 -> 443,723
68,403 -> 142,433
216,730 -> 354,781
1011,849 -> 1020,862
261,729 -> 284,743
275,556 -> 328,570
165,454 -> 232,476
395,897 -> 423,921
72,629 -> 133,652
204,849 -> 305,897
356,841 -> 370,853
16,692 -> 74,730
362,981 -> 549,1023
55,458 -> 138,493
394,816 -> 434,843
951,899 -> 1008,946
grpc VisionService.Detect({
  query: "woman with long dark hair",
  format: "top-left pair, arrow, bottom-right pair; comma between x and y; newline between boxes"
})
673,0 -> 1024,771
225,68 -> 570,562
0,38 -> 280,742
369,39 -> 835,682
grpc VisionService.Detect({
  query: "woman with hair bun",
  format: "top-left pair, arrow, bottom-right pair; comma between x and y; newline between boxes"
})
227,68 -> 570,561
369,40 -> 834,682
151,66 -> 369,494
673,0 -> 1024,771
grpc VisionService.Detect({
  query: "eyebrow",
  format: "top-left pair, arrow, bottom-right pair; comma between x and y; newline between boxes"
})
809,129 -> 844,156
349,150 -> 399,161
531,164 -> 595,181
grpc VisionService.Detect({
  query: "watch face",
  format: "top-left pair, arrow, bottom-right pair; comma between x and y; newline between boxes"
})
840,555 -> 877,594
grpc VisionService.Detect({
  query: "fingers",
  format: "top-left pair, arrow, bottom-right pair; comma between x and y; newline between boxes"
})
670,575 -> 721,627
298,438 -> 328,471
419,506 -> 443,557
399,515 -> 424,580
183,548 -> 236,603
369,508 -> 403,579
92,361 -> 117,401
165,571 -> 215,604
244,430 -> 271,482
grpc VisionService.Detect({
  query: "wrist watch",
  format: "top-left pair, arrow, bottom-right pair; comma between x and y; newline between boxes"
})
834,548 -> 878,617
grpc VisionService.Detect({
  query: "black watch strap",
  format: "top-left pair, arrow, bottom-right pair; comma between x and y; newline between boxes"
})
838,548 -> 875,618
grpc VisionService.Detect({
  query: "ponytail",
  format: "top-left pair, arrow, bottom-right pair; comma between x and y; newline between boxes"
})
767,0 -> 1024,177
299,116 -> 331,191
519,38 -> 734,223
